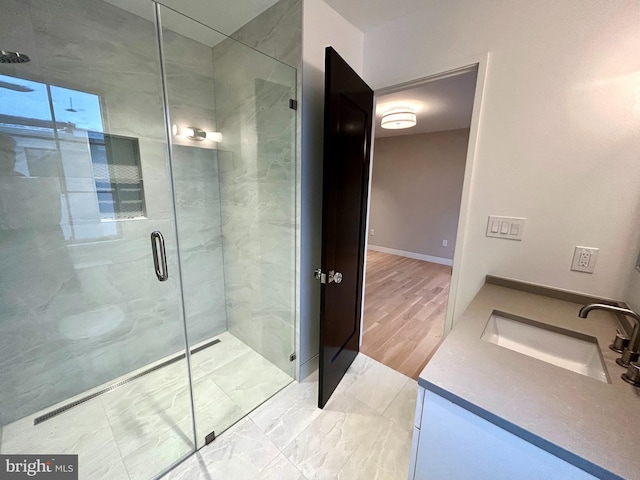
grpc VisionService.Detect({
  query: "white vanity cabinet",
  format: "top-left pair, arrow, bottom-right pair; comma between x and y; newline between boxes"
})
408,280 -> 639,479
408,387 -> 598,480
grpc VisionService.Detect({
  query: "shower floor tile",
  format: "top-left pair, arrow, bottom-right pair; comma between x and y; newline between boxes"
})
0,331 -> 293,480
122,421 -> 193,480
192,377 -> 245,442
190,331 -> 253,380
210,349 -> 293,413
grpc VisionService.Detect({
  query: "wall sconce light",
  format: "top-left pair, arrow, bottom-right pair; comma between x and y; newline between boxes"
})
185,127 -> 206,141
205,131 -> 222,142
172,124 -> 222,143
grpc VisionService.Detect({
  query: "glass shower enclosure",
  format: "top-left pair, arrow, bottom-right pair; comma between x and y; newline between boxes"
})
0,0 -> 296,478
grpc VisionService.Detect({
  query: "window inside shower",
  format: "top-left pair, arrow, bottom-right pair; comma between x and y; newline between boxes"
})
0,73 -> 147,241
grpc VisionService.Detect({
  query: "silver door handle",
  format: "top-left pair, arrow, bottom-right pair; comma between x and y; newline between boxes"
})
150,231 -> 168,282
314,269 -> 343,284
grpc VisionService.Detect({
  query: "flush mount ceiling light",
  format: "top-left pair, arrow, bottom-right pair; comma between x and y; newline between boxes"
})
381,110 -> 417,130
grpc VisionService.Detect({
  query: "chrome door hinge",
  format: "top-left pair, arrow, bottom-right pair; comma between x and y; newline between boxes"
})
314,269 -> 343,284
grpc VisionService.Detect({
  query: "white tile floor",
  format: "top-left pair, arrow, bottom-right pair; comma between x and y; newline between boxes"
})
0,332 -> 293,480
163,354 -> 418,480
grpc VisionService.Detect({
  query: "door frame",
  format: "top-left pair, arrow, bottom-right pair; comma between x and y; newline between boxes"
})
360,52 -> 489,341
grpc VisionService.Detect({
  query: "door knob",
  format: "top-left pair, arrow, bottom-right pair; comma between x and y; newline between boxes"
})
314,269 -> 343,284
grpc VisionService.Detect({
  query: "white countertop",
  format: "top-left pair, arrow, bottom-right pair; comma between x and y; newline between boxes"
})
419,282 -> 640,480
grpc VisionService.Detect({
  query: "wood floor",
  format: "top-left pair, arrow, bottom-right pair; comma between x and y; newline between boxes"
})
361,250 -> 451,380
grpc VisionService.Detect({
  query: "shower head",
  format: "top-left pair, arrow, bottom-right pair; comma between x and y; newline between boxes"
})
0,51 -> 31,64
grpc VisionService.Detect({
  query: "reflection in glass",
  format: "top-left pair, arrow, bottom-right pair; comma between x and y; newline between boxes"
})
0,0 -> 195,476
160,4 -> 297,449
0,73 -> 120,240
0,74 -> 148,240
49,84 -> 103,132
0,74 -> 52,124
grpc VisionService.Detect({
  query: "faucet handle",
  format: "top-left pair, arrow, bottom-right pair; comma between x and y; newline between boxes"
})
610,332 -> 630,353
617,348 -> 640,368
622,362 -> 640,386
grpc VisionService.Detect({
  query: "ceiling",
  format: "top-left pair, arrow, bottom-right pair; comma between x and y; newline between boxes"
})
323,0 -> 427,32
106,0 -> 418,38
155,0 -> 281,37
103,0 -> 280,46
101,0 -> 474,138
375,68 -> 477,138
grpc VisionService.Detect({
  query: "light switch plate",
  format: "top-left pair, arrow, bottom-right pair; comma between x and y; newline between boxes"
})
486,216 -> 525,241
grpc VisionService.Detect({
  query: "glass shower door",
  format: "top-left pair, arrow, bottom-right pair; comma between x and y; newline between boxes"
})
0,0 -> 195,478
158,5 -> 297,448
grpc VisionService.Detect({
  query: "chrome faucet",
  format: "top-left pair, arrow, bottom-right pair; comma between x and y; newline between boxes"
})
579,304 -> 640,377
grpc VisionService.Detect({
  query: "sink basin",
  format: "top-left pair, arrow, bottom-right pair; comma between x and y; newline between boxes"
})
481,311 -> 609,383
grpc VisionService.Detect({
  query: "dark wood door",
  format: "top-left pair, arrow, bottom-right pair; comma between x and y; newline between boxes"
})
318,47 -> 374,408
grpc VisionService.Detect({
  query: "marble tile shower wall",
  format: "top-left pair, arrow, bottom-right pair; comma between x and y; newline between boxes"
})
162,27 -> 227,346
213,0 -> 301,376
227,0 -> 303,375
0,0 -> 225,424
171,146 -> 227,346
229,0 -> 303,69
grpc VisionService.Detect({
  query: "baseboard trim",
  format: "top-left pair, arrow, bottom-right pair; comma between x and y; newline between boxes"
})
368,244 -> 453,266
299,354 -> 319,381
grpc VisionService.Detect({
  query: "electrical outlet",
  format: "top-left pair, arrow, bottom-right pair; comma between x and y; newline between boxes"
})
442,240 -> 448,247
578,251 -> 590,267
571,246 -> 599,273
370,229 -> 374,236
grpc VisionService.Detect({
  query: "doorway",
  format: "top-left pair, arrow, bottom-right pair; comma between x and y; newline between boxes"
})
360,66 -> 478,379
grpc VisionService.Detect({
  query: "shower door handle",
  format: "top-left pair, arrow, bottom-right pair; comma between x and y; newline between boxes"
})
150,231 -> 169,282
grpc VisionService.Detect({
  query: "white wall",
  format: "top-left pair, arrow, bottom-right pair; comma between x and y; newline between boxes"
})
299,0 -> 364,376
363,0 -> 640,320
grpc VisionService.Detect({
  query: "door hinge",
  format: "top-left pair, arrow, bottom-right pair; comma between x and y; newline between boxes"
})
289,352 -> 297,362
205,431 -> 216,445
289,99 -> 297,110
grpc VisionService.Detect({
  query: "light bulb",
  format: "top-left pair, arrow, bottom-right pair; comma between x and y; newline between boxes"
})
206,131 -> 222,142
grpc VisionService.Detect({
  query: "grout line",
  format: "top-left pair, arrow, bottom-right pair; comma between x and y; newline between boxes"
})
380,377 -> 411,419
100,398 -> 133,480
